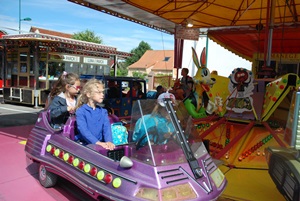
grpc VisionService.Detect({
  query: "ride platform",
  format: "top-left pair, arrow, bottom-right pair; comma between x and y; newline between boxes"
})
0,124 -> 285,201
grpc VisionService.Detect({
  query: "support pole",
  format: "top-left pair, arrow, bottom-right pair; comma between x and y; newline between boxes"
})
262,122 -> 286,147
113,55 -> 117,77
19,0 -> 21,34
266,0 -> 275,67
33,43 -> 40,109
260,0 -> 276,78
215,121 -> 255,159
205,34 -> 209,68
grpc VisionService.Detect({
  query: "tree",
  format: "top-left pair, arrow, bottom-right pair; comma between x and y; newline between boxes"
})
109,61 -> 128,76
72,29 -> 102,44
125,41 -> 152,66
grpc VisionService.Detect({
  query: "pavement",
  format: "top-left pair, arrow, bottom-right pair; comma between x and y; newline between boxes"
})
0,98 -> 97,201
0,96 -> 285,201
0,134 -> 96,201
0,94 -> 41,128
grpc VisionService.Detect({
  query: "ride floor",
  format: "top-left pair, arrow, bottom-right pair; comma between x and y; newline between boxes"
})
0,124 -> 285,201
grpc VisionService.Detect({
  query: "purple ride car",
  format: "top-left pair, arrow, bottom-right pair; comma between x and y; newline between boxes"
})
25,98 -> 227,201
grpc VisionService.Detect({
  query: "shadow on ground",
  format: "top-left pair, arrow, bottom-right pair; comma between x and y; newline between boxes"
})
0,113 -> 38,128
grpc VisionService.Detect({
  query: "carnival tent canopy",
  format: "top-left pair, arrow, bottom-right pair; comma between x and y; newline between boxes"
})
69,0 -> 299,33
69,0 -> 300,60
208,25 -> 300,61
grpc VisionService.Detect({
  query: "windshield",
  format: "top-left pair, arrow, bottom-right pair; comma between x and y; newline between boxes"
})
130,99 -> 197,166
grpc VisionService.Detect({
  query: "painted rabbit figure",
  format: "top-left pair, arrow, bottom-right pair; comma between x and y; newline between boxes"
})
183,47 -> 223,118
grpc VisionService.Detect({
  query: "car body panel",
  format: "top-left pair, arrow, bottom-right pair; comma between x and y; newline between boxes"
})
25,99 -> 227,200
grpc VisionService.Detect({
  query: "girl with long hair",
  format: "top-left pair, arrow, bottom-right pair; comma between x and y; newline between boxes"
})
48,71 -> 80,128
75,79 -> 115,150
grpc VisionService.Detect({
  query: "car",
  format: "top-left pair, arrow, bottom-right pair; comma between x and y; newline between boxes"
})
80,75 -> 147,118
25,98 -> 227,201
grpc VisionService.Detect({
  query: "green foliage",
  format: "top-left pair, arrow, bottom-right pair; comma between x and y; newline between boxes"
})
72,29 -> 102,44
109,61 -> 128,76
125,41 -> 152,66
155,73 -> 173,77
117,61 -> 128,76
132,71 -> 147,78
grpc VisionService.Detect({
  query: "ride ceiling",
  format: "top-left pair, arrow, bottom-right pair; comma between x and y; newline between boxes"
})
69,0 -> 300,61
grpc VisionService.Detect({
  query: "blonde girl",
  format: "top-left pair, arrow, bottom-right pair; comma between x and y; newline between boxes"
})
75,79 -> 115,150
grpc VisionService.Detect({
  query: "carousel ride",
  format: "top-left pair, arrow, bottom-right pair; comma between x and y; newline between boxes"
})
182,47 -> 300,173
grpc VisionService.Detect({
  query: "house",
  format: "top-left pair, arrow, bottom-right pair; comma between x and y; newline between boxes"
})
30,26 -> 73,38
128,50 -> 177,78
0,27 -> 131,106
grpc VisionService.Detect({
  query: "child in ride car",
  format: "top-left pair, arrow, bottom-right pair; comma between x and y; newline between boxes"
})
132,93 -> 176,145
48,71 -> 81,128
75,79 -> 115,150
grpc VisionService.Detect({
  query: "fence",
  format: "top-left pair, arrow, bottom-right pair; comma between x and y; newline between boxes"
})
151,75 -> 175,90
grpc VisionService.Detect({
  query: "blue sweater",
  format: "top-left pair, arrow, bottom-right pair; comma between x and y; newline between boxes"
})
76,104 -> 113,144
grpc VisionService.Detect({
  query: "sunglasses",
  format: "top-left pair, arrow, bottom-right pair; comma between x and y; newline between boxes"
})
70,85 -> 81,90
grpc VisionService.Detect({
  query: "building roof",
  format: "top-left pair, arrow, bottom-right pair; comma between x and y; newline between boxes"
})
2,33 -> 132,59
0,30 -> 7,38
128,50 -> 174,71
30,26 -> 73,38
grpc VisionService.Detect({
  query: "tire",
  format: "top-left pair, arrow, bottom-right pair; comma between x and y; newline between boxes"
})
39,164 -> 58,188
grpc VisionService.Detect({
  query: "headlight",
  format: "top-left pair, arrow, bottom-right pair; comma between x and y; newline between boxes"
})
135,183 -> 197,201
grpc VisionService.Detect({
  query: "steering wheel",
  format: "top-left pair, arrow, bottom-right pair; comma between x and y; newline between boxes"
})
135,130 -> 178,150
135,132 -> 159,150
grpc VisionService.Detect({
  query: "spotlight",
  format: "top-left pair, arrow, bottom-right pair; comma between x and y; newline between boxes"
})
186,19 -> 194,27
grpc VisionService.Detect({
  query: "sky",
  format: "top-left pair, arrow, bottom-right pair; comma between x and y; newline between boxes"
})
0,0 -> 252,77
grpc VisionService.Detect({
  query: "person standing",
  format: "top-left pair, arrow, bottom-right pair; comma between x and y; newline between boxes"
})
179,68 -> 193,97
170,68 -> 193,100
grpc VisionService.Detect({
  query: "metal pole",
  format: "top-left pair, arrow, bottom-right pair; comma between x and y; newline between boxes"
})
114,55 -> 117,76
19,0 -> 21,34
1,40 -> 4,81
205,34 -> 209,67
1,41 -> 5,103
34,43 -> 40,108
266,0 -> 275,67
191,40 -> 196,76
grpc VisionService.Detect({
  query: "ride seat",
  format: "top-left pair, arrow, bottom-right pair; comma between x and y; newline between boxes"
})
62,116 -> 77,140
46,109 -> 51,125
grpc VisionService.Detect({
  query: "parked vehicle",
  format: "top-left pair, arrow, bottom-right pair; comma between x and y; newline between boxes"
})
265,91 -> 300,201
81,75 -> 147,118
25,98 -> 227,201
0,79 -> 3,93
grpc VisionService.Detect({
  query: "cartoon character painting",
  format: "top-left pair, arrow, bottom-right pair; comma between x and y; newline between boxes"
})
183,47 -> 224,119
226,68 -> 254,113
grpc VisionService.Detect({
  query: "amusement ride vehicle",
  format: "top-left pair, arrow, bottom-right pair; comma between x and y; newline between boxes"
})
25,96 -> 227,201
265,91 -> 300,201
